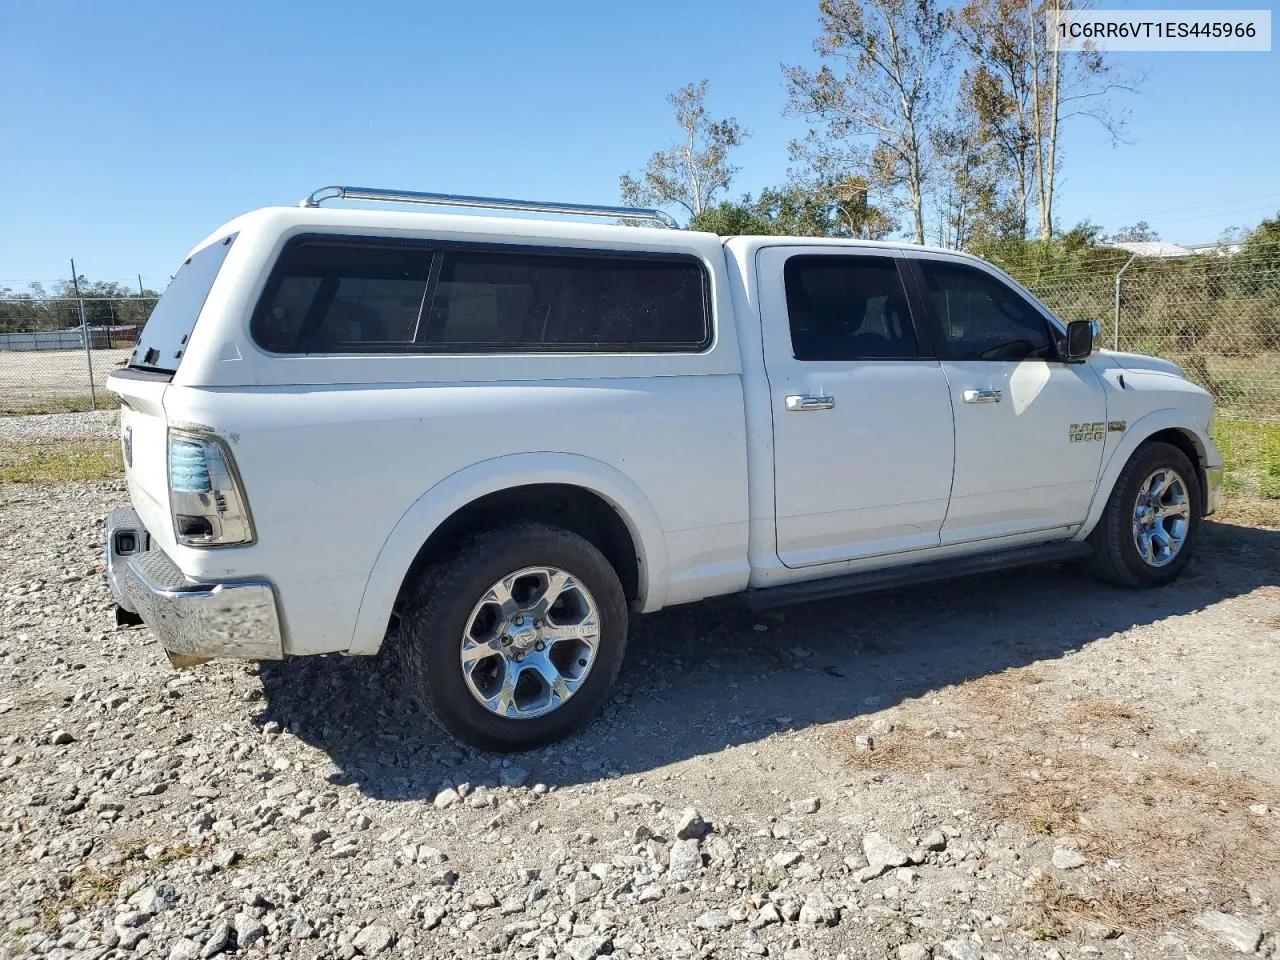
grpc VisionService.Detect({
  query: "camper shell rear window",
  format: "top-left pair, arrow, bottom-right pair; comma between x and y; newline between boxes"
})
129,234 -> 237,373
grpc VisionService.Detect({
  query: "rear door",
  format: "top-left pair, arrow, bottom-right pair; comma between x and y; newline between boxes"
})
758,246 -> 956,568
904,254 -> 1107,544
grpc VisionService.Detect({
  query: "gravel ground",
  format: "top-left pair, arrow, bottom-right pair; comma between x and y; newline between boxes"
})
0,411 -> 119,443
1,479 -> 1278,960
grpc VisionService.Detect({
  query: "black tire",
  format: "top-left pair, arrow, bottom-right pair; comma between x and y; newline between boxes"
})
1086,440 -> 1202,588
395,521 -> 628,752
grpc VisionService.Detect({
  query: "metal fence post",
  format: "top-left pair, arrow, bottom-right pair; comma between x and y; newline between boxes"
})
1113,253 -> 1136,352
70,258 -> 97,411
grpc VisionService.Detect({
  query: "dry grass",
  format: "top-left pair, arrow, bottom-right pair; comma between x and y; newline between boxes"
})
61,866 -> 121,912
1162,736 -> 1208,758
1212,499 -> 1280,528
0,394 -> 120,417
1065,698 -> 1139,727
838,667 -> 1280,937
116,839 -> 210,868
1024,871 -> 1181,941
27,840 -> 217,934
0,440 -> 122,484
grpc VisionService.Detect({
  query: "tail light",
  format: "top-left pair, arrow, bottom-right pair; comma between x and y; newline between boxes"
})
167,430 -> 255,546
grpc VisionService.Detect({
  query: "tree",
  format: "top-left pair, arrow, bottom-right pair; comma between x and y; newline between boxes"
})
687,182 -> 895,238
1028,0 -> 1137,239
967,217 -> 1114,283
0,285 -> 51,334
1241,213 -> 1280,251
54,277 -> 160,327
786,141 -> 900,238
619,81 -> 748,223
950,0 -> 1136,241
0,277 -> 159,334
1110,221 -> 1159,243
932,121 -> 1010,248
952,0 -> 1036,238
688,198 -> 779,236
785,0 -> 953,245
1233,212 -> 1280,291
748,187 -> 841,236
796,173 -> 897,238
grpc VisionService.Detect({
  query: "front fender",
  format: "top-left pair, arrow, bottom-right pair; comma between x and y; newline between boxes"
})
346,452 -> 669,655
1075,408 -> 1218,539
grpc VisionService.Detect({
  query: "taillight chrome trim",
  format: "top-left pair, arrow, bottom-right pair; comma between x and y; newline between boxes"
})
166,428 -> 257,548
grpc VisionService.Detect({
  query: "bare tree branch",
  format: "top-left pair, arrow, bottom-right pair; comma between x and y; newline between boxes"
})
784,0 -> 953,244
619,81 -> 748,224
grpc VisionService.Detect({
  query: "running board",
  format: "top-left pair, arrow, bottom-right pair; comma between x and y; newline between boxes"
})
744,541 -> 1092,611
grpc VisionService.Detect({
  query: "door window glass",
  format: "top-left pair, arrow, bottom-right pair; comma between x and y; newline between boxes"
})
783,255 -> 920,360
917,260 -> 1055,361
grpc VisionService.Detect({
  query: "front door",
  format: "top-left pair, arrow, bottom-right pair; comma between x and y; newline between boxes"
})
905,254 -> 1108,545
759,247 -> 956,568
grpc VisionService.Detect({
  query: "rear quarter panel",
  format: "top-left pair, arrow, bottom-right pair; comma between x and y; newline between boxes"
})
165,377 -> 750,656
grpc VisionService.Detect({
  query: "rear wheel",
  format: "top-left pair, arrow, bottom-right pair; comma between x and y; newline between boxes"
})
1087,441 -> 1201,588
396,522 -> 628,751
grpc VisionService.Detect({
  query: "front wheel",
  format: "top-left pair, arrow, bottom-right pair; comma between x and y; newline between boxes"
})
1086,440 -> 1202,588
396,522 -> 628,751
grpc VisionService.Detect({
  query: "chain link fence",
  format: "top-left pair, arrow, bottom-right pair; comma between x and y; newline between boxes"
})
2,252 -> 1278,496
0,296 -> 156,414
1015,250 -> 1280,422
1013,249 -> 1280,500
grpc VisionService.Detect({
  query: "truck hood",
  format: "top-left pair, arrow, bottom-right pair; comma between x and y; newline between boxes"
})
1098,350 -> 1186,379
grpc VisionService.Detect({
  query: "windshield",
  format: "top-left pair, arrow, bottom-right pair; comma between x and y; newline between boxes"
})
129,233 -> 237,373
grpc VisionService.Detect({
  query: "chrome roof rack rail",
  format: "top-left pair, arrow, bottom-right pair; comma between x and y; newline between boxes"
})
299,185 -> 679,229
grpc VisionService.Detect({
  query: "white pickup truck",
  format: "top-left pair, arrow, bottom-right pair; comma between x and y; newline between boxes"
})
106,185 -> 1222,750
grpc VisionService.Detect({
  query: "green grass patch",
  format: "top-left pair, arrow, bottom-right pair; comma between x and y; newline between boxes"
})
0,394 -> 120,417
0,440 -> 122,484
1215,416 -> 1280,501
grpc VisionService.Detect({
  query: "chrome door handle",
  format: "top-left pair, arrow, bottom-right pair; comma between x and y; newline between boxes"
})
962,388 -> 1002,404
785,394 -> 835,412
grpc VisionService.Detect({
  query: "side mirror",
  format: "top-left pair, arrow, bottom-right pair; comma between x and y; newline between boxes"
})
1062,319 -> 1096,362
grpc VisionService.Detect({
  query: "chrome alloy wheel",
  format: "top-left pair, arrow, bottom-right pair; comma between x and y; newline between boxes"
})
459,566 -> 601,719
1131,468 -> 1191,568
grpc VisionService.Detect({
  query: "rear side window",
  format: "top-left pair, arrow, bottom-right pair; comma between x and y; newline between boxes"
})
783,255 -> 920,360
252,240 -> 432,352
130,234 -> 236,372
251,236 -> 711,354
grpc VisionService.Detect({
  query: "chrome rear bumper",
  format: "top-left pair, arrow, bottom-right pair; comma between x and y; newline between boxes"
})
107,507 -> 283,663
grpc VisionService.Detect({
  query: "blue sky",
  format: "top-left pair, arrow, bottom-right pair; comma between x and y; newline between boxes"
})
1,0 -> 1277,289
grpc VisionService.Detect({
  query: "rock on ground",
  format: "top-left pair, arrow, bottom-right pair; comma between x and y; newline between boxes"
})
1051,847 -> 1087,870
1194,911 -> 1264,953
